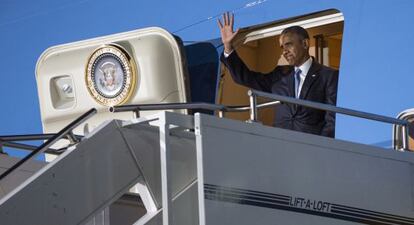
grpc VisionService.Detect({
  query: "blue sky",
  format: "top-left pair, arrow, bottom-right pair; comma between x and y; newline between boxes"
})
1,0 -> 413,157
0,0 -> 278,157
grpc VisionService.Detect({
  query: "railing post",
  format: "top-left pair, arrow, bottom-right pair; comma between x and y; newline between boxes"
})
159,113 -> 173,225
218,110 -> 224,118
66,131 -> 80,144
402,124 -> 410,151
0,140 -> 4,154
248,90 -> 258,123
133,109 -> 140,118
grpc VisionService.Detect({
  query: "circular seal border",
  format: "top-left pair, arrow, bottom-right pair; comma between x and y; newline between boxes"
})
85,44 -> 137,106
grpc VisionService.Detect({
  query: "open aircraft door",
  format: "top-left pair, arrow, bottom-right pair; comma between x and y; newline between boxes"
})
35,27 -> 190,137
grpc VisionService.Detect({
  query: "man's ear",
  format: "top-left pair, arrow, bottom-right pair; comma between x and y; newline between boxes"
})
303,38 -> 310,49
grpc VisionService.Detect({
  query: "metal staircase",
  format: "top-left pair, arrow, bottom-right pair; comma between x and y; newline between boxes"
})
0,91 -> 413,225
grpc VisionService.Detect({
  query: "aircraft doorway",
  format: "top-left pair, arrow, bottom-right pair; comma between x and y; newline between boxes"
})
218,9 -> 344,126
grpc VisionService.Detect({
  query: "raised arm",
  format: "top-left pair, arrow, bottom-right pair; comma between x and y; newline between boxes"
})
218,12 -> 278,92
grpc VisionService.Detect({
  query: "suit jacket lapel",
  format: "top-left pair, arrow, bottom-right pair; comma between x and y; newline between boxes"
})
299,60 -> 322,99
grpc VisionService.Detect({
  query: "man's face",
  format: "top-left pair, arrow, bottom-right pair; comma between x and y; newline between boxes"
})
279,32 -> 309,66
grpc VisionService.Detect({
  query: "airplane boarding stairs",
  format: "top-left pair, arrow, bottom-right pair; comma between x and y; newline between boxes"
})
1,109 -> 414,224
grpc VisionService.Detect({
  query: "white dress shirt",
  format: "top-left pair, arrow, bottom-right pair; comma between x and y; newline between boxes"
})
223,50 -> 233,58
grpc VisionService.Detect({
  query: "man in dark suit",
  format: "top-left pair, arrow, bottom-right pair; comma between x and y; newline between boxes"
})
218,12 -> 339,137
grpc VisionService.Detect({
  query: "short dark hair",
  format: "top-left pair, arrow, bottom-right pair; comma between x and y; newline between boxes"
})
281,26 -> 309,40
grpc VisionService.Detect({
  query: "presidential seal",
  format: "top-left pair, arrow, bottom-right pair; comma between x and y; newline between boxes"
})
85,44 -> 137,106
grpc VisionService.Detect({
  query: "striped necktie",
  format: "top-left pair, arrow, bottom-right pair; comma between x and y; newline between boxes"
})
294,69 -> 302,98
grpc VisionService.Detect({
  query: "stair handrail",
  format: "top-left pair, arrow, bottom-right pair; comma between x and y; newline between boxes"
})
0,108 -> 97,181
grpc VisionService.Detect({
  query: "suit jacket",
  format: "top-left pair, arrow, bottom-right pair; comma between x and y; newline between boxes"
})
221,52 -> 339,138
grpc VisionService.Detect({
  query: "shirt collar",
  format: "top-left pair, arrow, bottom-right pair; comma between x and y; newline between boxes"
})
295,57 -> 312,78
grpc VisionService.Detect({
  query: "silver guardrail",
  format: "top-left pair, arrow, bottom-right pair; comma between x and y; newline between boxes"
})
248,89 -> 410,151
110,101 -> 281,119
111,89 -> 410,151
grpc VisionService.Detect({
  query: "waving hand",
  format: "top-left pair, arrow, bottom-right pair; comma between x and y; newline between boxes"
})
218,12 -> 239,54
